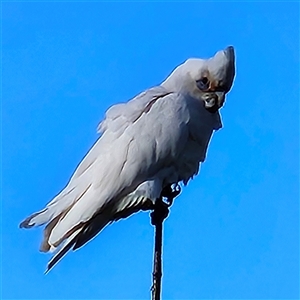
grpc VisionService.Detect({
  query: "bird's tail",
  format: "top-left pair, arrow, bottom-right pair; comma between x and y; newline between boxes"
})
19,183 -> 83,229
20,177 -> 157,272
45,193 -> 153,273
19,180 -> 92,252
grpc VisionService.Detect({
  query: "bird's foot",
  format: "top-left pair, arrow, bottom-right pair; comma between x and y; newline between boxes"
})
161,183 -> 181,206
150,184 -> 181,226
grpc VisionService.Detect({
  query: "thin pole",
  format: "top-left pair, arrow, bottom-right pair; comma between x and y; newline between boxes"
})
150,185 -> 181,300
151,197 -> 168,300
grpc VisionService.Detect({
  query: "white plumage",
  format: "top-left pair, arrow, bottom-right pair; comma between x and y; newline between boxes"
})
20,46 -> 235,272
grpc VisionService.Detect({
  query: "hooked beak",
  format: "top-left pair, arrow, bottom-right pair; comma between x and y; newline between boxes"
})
204,91 -> 225,113
204,46 -> 235,113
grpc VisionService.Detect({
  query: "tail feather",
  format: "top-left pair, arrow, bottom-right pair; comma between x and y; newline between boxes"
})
45,228 -> 82,273
21,181 -> 159,271
19,185 -> 81,229
74,194 -> 153,249
45,215 -> 110,273
19,210 -> 47,228
40,214 -> 63,252
73,214 -> 110,250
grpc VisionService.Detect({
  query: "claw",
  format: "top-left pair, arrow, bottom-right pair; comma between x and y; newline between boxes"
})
161,184 -> 181,206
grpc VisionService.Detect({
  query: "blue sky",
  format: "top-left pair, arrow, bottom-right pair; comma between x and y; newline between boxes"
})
2,2 -> 299,299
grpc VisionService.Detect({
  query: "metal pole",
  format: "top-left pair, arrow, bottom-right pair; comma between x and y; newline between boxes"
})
150,185 -> 181,300
151,197 -> 168,300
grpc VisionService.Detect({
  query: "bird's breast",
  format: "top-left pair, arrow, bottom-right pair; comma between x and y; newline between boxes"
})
171,97 -> 220,184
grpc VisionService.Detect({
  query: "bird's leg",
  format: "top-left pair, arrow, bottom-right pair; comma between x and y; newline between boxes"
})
150,197 -> 169,226
141,198 -> 156,211
150,184 -> 181,225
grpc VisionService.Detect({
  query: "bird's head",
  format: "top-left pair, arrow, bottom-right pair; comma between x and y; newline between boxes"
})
162,46 -> 235,113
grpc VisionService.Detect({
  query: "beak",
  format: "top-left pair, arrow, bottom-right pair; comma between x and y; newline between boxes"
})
204,91 -> 225,113
204,46 -> 235,113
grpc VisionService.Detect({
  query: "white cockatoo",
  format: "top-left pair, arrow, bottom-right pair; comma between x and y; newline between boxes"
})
20,46 -> 235,272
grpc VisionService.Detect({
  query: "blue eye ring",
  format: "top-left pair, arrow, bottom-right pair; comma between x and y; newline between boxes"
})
196,77 -> 210,90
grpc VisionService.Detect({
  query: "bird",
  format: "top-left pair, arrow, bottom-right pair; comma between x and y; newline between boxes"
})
20,46 -> 235,272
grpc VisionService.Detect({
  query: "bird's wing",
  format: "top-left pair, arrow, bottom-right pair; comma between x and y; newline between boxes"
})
68,86 -> 170,182
19,87 -> 169,228
20,86 -> 190,259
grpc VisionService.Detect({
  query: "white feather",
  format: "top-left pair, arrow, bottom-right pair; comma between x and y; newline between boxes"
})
20,46 -> 235,271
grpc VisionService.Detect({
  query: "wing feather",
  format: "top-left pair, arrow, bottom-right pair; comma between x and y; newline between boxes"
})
48,90 -> 189,247
20,86 -> 190,266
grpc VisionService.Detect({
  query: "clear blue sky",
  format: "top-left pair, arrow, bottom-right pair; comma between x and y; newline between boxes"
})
2,2 -> 299,299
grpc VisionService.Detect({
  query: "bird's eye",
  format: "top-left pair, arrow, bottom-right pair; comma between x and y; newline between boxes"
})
196,77 -> 210,90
